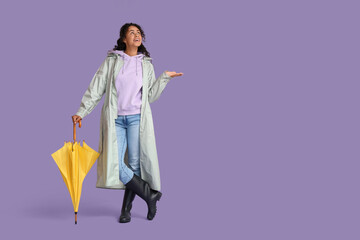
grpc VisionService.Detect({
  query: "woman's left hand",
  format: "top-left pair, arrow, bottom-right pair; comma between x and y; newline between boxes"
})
165,71 -> 183,78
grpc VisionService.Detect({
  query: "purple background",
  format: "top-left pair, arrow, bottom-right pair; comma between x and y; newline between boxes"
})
1,0 -> 359,239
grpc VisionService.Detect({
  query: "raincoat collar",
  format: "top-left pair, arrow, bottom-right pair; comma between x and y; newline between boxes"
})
107,49 -> 152,62
107,50 -> 152,77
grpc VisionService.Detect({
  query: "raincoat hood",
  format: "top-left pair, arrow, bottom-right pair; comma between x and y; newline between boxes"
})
107,49 -> 148,76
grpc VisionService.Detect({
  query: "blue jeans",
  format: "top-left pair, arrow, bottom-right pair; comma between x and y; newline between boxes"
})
115,113 -> 141,185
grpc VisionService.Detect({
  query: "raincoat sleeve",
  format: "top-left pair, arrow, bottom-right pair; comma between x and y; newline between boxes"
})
75,57 -> 109,119
148,63 -> 173,104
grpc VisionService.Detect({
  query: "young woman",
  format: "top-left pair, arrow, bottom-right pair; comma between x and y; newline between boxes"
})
71,23 -> 183,223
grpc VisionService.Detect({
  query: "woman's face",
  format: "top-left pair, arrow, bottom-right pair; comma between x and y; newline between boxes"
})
123,26 -> 142,48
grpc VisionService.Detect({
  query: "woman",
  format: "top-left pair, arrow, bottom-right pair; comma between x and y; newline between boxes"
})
71,23 -> 183,223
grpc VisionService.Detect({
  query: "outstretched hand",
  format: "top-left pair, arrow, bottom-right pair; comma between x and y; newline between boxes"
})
165,71 -> 184,78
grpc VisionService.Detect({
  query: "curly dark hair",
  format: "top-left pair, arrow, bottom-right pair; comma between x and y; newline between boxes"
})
113,23 -> 151,58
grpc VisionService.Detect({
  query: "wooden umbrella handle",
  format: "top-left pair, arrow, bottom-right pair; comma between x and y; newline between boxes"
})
73,120 -> 82,143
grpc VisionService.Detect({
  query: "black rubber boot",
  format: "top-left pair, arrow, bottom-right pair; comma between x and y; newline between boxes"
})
125,174 -> 162,220
119,187 -> 136,223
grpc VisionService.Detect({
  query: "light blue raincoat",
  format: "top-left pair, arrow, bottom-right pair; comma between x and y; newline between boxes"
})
75,51 -> 172,191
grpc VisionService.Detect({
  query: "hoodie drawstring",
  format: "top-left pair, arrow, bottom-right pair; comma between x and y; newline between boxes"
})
121,55 -> 140,76
107,50 -> 145,76
122,56 -> 124,74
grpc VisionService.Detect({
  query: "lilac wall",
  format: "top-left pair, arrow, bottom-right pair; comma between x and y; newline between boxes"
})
1,0 -> 359,239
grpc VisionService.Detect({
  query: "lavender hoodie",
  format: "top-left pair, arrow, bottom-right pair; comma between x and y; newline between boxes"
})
107,49 -> 144,115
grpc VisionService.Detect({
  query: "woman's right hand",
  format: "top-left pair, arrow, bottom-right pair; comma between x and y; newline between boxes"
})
72,115 -> 82,125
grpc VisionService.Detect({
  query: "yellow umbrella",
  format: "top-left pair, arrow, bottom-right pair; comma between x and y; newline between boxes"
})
51,120 -> 100,224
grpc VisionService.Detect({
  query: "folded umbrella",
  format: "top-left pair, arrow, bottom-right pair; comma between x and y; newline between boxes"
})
51,120 -> 100,224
